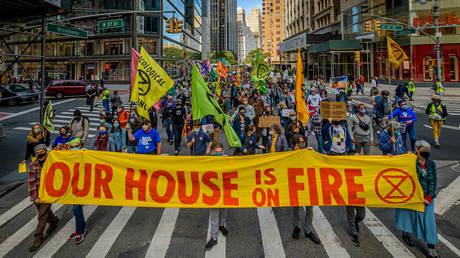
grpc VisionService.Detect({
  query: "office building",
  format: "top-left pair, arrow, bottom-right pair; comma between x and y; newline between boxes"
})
247,8 -> 262,48
261,0 -> 284,63
210,0 -> 237,55
237,7 -> 257,64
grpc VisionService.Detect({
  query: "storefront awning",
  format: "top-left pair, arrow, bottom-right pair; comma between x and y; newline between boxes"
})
308,40 -> 361,54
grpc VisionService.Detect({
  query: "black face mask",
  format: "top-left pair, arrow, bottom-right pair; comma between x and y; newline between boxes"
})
419,151 -> 430,159
36,153 -> 46,159
60,132 -> 67,136
332,121 -> 341,125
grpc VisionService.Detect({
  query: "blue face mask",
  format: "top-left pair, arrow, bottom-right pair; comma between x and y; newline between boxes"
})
129,118 -> 135,123
214,153 -> 223,156
99,131 -> 107,135
290,116 -> 296,121
359,109 -> 366,114
114,124 -> 119,128
401,105 -> 407,110
394,130 -> 399,135
100,120 -> 104,124
70,147 -> 80,150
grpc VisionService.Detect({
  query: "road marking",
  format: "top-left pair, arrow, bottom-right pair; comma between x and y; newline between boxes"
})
257,207 -> 285,258
145,208 -> 180,258
0,204 -> 63,257
205,210 -> 226,258
312,206 -> 350,258
0,197 -> 32,227
424,124 -> 460,131
437,233 -> 460,257
435,175 -> 460,215
33,205 -> 98,258
13,126 -> 95,138
55,115 -> 99,121
363,208 -> 414,257
86,206 -> 136,258
0,99 -> 76,122
61,112 -> 100,117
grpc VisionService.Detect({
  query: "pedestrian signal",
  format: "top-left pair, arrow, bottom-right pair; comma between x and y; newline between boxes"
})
355,51 -> 361,62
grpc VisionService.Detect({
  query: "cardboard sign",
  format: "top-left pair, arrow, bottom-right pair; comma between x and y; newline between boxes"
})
202,124 -> 214,134
320,102 -> 347,121
258,116 -> 281,128
281,109 -> 293,117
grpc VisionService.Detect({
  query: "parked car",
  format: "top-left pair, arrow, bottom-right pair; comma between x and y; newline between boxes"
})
0,84 -> 39,106
45,80 -> 88,99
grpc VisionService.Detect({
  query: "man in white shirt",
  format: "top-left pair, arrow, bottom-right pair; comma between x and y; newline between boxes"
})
306,89 -> 322,108
371,77 -> 378,96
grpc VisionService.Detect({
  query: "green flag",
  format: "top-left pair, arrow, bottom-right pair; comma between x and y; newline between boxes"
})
210,67 -> 218,80
251,52 -> 270,82
192,63 -> 241,147
43,101 -> 55,133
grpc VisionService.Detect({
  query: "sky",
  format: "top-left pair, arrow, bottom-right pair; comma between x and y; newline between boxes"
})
237,0 -> 262,14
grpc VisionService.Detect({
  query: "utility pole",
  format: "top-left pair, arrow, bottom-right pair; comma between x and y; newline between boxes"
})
433,0 -> 442,82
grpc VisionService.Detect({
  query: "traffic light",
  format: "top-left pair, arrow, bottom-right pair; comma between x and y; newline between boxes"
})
355,51 -> 361,62
175,19 -> 183,33
365,20 -> 372,32
374,20 -> 381,32
166,18 -> 174,33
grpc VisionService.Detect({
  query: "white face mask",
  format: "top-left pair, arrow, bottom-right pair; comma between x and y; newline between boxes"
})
193,128 -> 200,133
243,101 -> 248,105
142,125 -> 149,131
269,131 -> 274,136
33,128 -> 41,134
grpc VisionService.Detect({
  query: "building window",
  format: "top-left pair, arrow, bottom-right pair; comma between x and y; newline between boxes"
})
424,57 -> 434,81
449,56 -> 458,81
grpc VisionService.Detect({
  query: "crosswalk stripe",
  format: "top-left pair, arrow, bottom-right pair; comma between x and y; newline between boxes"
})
0,204 -> 64,257
0,197 -> 32,227
438,232 -> 460,257
33,205 -> 99,258
423,124 -> 460,131
55,115 -> 99,121
435,175 -> 460,215
205,210 -> 226,258
257,207 -> 285,258
363,208 -> 414,257
85,206 -> 137,258
145,208 -> 180,258
61,112 -> 100,117
312,206 -> 350,258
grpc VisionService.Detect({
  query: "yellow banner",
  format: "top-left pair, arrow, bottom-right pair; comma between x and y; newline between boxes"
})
132,46 -> 174,120
38,150 -> 424,211
387,36 -> 408,69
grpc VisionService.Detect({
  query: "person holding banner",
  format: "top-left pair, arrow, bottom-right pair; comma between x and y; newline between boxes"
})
235,124 -> 265,155
22,124 -> 46,165
379,121 -> 407,156
205,143 -> 229,250
28,144 -> 60,252
232,106 -> 252,141
89,126 -> 116,152
395,140 -> 438,258
127,119 -> 162,155
53,126 -> 74,149
186,121 -> 213,156
109,119 -> 127,152
266,124 -> 289,153
322,118 -> 354,156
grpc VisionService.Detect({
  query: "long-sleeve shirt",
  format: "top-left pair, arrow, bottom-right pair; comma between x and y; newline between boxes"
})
387,108 -> 417,127
231,104 -> 255,121
307,94 -> 322,107
347,114 -> 374,141
379,130 -> 407,155
416,159 -> 437,201
28,160 -> 43,201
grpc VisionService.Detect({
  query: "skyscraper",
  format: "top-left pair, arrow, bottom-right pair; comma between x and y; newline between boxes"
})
262,0 -> 284,63
247,8 -> 262,48
237,7 -> 257,64
210,0 -> 238,56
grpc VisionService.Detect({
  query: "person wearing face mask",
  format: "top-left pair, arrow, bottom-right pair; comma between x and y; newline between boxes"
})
305,108 -> 324,154
322,118 -> 354,155
171,101 -> 186,155
373,90 -> 390,136
99,114 -> 112,131
186,121 -> 213,156
235,124 -> 265,155
126,114 -> 142,153
231,97 -> 255,122
89,126 -> 115,151
109,119 -> 127,152
266,124 -> 289,152
379,121 -> 407,155
260,106 -> 273,153
394,140 -> 438,258
162,95 -> 176,144
205,143 -> 229,251
385,100 -> 417,152
284,110 -> 305,148
53,126 -> 74,149
232,107 -> 251,140
307,89 -> 322,108
116,106 -> 130,129
127,119 -> 162,155
348,104 -> 374,155
69,109 -> 89,147
110,90 -> 122,118
28,144 -> 60,252
425,95 -> 448,147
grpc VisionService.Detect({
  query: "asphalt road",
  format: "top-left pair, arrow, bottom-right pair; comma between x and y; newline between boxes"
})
0,84 -> 459,257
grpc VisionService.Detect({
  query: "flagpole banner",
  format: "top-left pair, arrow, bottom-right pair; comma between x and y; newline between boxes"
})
216,60 -> 228,78
129,48 -> 140,102
43,101 -> 55,133
295,47 -> 310,125
39,150 -> 424,211
387,36 -> 408,69
132,46 -> 174,119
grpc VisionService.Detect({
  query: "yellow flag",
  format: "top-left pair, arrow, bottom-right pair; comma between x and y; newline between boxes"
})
133,47 -> 174,119
18,162 -> 27,173
216,76 -> 221,97
295,47 -> 310,125
387,36 -> 408,69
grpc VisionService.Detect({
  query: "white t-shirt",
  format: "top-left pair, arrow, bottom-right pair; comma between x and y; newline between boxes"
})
307,94 -> 322,107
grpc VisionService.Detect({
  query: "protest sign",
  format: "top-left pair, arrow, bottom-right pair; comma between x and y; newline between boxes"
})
320,102 -> 347,121
258,116 -> 281,128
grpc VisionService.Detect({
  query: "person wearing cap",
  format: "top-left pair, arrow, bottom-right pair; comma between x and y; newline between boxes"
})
425,95 -> 448,147
186,121 -> 213,156
385,100 -> 417,152
69,109 -> 89,146
373,90 -> 390,136
127,119 -> 162,155
28,144 -> 60,252
379,121 -> 407,155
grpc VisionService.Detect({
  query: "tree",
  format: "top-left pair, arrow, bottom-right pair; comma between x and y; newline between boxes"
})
164,47 -> 183,59
244,48 -> 271,65
210,51 -> 237,65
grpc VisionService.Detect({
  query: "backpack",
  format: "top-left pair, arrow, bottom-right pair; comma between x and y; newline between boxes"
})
71,116 -> 90,130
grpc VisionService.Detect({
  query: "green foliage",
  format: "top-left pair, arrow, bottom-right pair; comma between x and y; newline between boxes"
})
211,51 -> 237,65
164,47 -> 183,59
244,48 -> 270,65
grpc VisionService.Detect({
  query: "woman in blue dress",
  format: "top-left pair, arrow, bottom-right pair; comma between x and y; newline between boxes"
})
394,140 -> 438,258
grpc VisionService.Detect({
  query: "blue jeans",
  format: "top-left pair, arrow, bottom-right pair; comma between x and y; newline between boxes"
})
315,134 -> 324,154
102,99 -> 110,113
164,118 -> 174,141
89,97 -> 94,111
127,145 -> 137,153
225,99 -> 232,113
72,205 -> 86,235
403,124 -> 416,152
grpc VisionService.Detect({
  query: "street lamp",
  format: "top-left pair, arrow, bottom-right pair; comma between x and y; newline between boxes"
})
419,0 -> 442,83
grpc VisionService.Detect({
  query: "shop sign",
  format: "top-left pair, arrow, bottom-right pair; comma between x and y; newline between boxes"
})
280,32 -> 307,53
413,15 -> 460,29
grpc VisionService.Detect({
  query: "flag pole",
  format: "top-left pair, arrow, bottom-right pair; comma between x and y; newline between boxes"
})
386,35 -> 396,152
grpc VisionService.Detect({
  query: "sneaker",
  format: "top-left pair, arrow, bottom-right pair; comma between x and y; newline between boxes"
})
428,247 -> 438,258
29,237 -> 43,252
205,238 -> 217,250
69,231 -> 78,240
402,233 -> 415,247
169,140 -> 173,145
219,226 -> 229,237
351,235 -> 360,247
434,142 -> 440,148
292,226 -> 300,239
305,232 -> 321,244
46,218 -> 59,234
174,150 -> 179,155
75,234 -> 85,245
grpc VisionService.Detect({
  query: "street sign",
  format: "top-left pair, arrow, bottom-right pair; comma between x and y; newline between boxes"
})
47,24 -> 87,39
395,29 -> 416,35
98,19 -> 124,30
379,24 -> 403,31
355,33 -> 375,40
